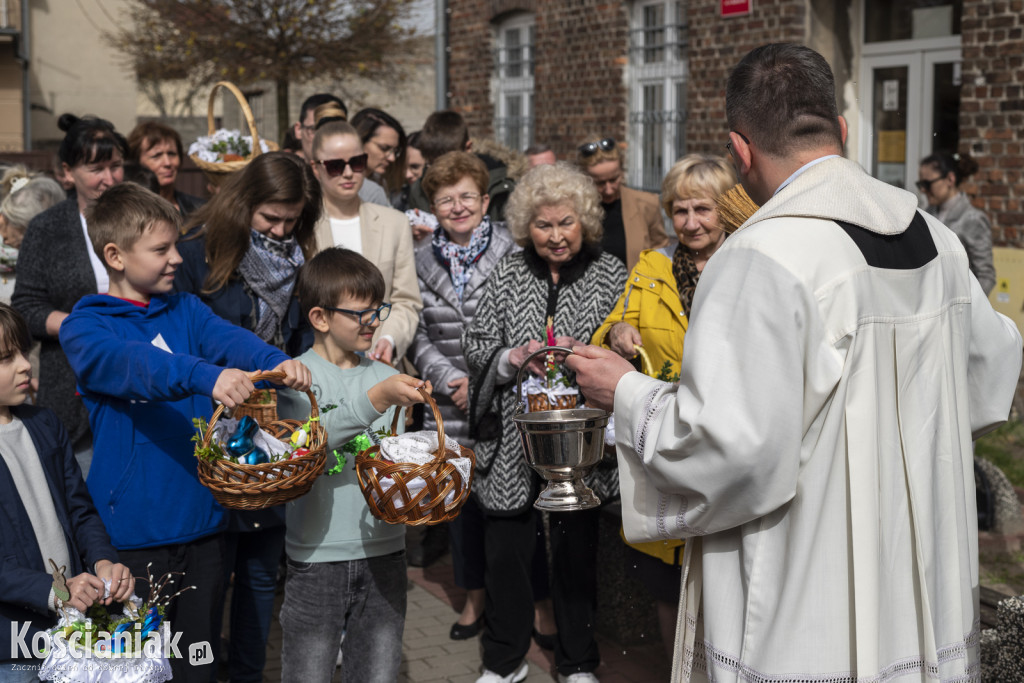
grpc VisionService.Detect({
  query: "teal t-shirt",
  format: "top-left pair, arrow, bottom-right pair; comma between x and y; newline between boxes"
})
277,349 -> 406,562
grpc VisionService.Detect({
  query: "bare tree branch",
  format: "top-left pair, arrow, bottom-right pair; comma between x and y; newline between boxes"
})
109,0 -> 416,140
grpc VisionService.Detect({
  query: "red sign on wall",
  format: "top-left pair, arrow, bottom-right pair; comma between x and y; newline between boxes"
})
721,0 -> 751,17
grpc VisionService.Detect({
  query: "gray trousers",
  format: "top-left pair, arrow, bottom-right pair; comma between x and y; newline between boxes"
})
280,550 -> 407,683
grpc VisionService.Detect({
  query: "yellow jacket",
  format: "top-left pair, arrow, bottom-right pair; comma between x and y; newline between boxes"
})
591,248 -> 688,380
592,247 -> 686,565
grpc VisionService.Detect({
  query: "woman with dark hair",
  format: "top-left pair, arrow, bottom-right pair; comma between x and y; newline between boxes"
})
395,130 -> 425,213
12,113 -> 127,476
176,151 -> 320,352
173,151 -> 321,683
351,107 -> 408,195
918,151 -> 995,294
127,120 -> 204,218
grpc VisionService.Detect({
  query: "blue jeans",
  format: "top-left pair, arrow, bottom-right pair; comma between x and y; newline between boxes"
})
0,662 -> 43,683
280,551 -> 407,683
220,525 -> 286,683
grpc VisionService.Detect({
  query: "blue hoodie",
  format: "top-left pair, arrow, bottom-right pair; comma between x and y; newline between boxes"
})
60,293 -> 289,550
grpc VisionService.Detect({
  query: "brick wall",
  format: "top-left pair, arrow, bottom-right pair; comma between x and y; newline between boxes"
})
447,0 -> 631,160
531,1 -> 630,157
960,0 -> 1024,246
447,0 -> 496,140
685,0 -> 807,154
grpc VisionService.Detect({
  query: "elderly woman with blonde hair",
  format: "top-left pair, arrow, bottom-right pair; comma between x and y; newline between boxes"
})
590,153 -> 739,659
463,162 -> 627,683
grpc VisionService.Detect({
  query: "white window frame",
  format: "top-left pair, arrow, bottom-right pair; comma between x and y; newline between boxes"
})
492,13 -> 535,152
627,0 -> 687,192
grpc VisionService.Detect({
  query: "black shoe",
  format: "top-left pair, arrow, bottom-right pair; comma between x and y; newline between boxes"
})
532,628 -> 556,651
450,614 -> 484,640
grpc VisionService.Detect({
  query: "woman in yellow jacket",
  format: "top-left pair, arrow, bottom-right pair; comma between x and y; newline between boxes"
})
591,153 -> 740,655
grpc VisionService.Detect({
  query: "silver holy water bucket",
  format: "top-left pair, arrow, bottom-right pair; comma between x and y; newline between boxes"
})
512,346 -> 610,511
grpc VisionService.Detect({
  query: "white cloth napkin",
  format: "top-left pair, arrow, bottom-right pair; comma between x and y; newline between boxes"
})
375,431 -> 472,507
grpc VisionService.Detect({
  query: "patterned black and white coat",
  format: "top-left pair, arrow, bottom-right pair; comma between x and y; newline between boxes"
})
462,244 -> 627,515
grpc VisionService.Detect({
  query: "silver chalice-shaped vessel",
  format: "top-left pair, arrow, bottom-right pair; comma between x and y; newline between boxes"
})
512,346 -> 610,511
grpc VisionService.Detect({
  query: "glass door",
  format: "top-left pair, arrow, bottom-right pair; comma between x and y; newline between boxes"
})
858,46 -> 961,190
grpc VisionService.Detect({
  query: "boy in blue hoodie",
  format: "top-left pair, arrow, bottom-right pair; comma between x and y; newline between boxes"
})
60,183 -> 310,683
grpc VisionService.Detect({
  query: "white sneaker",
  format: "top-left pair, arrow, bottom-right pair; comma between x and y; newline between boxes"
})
476,660 -> 529,683
558,673 -> 599,683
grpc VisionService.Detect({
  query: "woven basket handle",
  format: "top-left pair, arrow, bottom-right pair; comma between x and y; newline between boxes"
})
206,81 -> 264,160
633,344 -> 655,376
202,370 -> 319,449
382,386 -> 449,465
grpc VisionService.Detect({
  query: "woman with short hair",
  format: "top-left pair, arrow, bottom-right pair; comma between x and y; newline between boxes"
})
591,154 -> 739,659
127,121 -> 204,218
409,151 -> 519,641
351,107 -> 408,195
0,174 -> 66,303
463,162 -> 627,683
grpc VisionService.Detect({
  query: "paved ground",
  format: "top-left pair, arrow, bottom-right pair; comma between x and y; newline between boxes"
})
250,553 -> 672,683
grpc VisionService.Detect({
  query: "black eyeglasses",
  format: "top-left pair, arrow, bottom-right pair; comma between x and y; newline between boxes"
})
322,303 -> 392,326
313,154 -> 369,178
915,177 -> 943,192
578,137 -> 616,157
725,131 -> 750,155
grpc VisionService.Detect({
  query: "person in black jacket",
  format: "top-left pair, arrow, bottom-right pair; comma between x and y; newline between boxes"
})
0,303 -> 132,680
11,114 -> 127,478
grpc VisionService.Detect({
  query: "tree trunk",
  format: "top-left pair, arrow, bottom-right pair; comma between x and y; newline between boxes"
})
276,79 -> 290,145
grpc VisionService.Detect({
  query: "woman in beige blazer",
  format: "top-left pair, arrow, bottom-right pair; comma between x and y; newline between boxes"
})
309,120 -> 422,363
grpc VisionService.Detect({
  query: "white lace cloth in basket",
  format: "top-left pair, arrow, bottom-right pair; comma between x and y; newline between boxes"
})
375,431 -> 472,507
38,582 -> 172,683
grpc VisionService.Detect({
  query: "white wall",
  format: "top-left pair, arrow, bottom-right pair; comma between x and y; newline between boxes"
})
29,0 -> 137,147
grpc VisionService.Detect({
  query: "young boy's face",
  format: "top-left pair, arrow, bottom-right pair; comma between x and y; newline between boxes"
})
321,294 -> 383,353
111,220 -> 182,300
0,346 -> 32,408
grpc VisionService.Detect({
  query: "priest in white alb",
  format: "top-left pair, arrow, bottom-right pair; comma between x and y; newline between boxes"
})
567,43 -> 1022,683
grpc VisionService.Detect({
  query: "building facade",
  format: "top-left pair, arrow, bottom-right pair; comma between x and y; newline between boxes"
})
444,0 -> 1023,245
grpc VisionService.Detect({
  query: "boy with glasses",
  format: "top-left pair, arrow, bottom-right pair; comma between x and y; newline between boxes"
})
277,247 -> 430,683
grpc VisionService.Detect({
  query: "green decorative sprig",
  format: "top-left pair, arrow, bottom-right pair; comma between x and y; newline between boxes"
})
655,360 -> 680,383
209,135 -> 251,157
191,417 -> 226,462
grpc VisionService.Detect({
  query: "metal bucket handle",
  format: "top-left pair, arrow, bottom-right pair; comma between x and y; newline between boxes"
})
514,345 -> 575,415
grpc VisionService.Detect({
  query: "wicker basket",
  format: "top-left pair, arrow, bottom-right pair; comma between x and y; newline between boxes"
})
234,388 -> 278,424
356,388 -> 475,526
196,371 -> 325,510
190,81 -> 279,188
